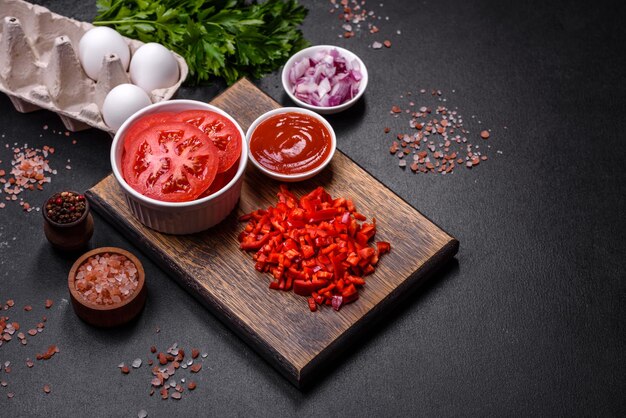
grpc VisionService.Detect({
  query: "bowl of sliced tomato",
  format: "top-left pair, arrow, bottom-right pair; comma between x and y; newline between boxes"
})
110,100 -> 247,234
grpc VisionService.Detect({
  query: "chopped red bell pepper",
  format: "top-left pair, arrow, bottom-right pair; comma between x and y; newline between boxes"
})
301,245 -> 315,259
347,275 -> 366,286
238,186 -> 391,312
314,294 -> 324,305
269,281 -> 280,290
307,208 -> 338,223
240,231 -> 277,250
376,241 -> 391,255
293,279 -> 328,296
316,271 -> 333,280
358,247 -> 375,260
363,264 -> 376,276
353,212 -> 367,221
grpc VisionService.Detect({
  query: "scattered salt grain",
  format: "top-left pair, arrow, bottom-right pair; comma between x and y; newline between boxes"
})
2,145 -> 55,211
384,89 -> 500,175
328,0 -> 389,39
121,344 -> 206,401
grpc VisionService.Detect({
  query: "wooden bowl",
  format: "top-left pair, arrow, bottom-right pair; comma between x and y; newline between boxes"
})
43,190 -> 94,252
68,247 -> 146,327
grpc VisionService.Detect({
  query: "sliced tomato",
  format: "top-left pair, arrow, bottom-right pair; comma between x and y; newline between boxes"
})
197,157 -> 240,199
123,112 -> 176,154
174,110 -> 242,173
121,122 -> 219,202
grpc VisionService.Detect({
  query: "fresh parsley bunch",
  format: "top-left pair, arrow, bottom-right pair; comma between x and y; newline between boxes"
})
94,0 -> 309,85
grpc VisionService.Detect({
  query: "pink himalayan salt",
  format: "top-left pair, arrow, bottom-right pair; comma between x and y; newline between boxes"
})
75,253 -> 139,305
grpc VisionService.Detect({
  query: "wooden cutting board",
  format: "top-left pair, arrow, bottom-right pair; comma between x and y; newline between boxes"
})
86,78 -> 459,388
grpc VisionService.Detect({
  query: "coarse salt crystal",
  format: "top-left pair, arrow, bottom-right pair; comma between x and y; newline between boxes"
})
75,253 -> 139,305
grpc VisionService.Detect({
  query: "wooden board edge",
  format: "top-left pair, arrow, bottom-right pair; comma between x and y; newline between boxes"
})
85,188 -> 303,387
297,237 -> 459,388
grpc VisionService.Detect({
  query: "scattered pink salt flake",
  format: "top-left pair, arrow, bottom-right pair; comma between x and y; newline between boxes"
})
3,145 -> 56,210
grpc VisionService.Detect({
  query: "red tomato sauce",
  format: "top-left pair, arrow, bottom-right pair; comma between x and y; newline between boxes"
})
249,112 -> 332,175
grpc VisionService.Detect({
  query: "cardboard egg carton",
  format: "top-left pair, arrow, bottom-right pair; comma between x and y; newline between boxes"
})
0,0 -> 188,134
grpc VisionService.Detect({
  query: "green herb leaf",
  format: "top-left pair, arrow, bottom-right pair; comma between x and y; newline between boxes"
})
93,0 -> 309,85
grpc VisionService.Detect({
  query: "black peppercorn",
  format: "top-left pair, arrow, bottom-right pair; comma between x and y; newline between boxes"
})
46,191 -> 86,224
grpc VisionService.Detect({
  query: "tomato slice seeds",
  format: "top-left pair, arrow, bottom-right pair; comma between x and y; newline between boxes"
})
238,186 -> 391,311
122,122 -> 219,202
122,112 -> 177,154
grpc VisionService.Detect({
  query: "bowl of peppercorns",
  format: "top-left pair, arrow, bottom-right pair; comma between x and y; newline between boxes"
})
43,191 -> 94,252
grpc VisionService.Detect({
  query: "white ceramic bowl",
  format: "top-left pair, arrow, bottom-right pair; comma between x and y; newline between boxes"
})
246,107 -> 336,182
281,45 -> 368,115
110,100 -> 247,235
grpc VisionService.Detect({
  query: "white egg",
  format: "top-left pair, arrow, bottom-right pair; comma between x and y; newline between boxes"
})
102,84 -> 152,131
129,43 -> 180,93
78,27 -> 130,80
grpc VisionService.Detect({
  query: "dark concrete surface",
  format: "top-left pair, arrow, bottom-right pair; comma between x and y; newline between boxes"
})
1,0 -> 624,416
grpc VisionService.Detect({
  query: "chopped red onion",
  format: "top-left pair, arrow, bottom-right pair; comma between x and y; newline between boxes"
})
289,48 -> 362,107
332,295 -> 343,311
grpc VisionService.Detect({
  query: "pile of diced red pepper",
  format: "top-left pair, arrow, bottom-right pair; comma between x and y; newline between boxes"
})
238,186 -> 391,311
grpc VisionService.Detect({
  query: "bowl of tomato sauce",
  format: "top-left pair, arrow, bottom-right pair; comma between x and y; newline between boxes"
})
110,100 -> 247,234
246,107 -> 336,182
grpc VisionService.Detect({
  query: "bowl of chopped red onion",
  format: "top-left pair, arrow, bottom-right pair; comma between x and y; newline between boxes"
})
282,45 -> 368,115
